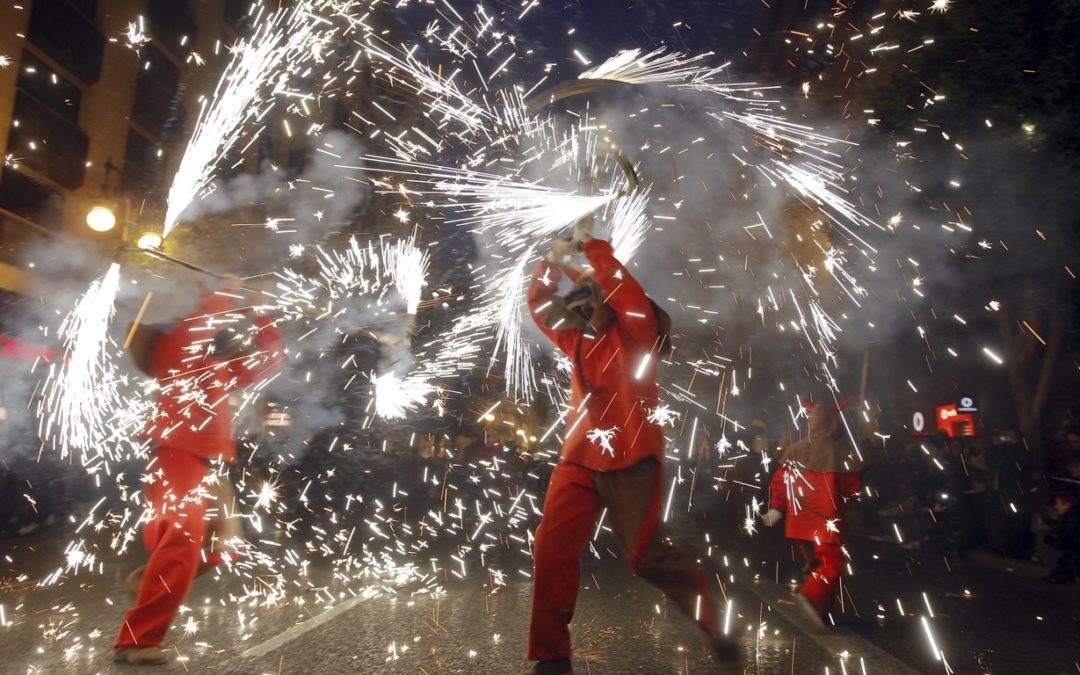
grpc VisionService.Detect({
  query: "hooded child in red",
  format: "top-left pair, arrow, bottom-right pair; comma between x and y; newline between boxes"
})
763,399 -> 864,627
523,219 -> 740,675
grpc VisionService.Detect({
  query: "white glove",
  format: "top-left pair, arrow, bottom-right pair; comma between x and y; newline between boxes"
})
761,508 -> 783,527
572,214 -> 595,243
547,238 -> 580,263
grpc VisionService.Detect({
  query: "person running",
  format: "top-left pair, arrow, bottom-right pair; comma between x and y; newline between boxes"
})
114,276 -> 283,665
524,219 -> 740,675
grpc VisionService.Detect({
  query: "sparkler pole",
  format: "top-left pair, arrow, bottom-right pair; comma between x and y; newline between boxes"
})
120,245 -> 226,279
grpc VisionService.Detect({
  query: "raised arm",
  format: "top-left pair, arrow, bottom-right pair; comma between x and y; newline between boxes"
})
581,239 -> 658,347
527,257 -> 579,356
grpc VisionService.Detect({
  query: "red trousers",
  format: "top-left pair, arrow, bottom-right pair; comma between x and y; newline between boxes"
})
114,448 -> 211,651
528,459 -> 716,661
798,541 -> 844,611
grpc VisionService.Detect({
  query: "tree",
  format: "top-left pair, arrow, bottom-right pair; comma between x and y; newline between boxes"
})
857,0 -> 1080,461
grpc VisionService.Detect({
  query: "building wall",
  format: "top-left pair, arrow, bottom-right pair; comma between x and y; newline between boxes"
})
0,0 -> 232,297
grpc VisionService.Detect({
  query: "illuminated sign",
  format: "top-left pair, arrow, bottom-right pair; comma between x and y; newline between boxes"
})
0,334 -> 58,364
912,411 -> 925,432
937,404 -> 975,438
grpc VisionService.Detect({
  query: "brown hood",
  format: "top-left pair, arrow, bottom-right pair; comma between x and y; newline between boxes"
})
127,322 -> 169,376
543,276 -> 614,334
778,403 -> 868,473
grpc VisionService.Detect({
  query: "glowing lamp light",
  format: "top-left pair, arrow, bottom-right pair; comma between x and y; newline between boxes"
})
86,202 -> 117,232
136,232 -> 162,250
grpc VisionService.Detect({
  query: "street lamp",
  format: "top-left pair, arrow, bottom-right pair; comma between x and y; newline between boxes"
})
86,199 -> 118,232
86,157 -> 120,232
136,232 -> 162,249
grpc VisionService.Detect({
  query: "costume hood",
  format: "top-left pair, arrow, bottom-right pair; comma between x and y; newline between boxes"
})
778,399 -> 869,473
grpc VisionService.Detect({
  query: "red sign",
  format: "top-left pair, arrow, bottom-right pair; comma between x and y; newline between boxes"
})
0,334 -> 58,364
937,404 -> 975,438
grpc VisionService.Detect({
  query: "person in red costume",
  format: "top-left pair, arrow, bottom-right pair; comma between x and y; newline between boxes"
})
523,219 -> 741,675
114,276 -> 284,666
763,399 -> 865,628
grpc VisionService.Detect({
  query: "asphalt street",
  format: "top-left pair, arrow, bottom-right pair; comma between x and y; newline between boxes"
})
2,508 -> 1078,675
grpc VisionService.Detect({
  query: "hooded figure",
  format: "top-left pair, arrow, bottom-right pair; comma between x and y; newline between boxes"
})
523,230 -> 739,675
763,399 -> 864,627
114,282 -> 283,666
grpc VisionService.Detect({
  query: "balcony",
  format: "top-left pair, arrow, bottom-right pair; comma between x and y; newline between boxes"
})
7,91 -> 89,190
131,44 -> 181,140
26,0 -> 105,85
146,0 -> 198,59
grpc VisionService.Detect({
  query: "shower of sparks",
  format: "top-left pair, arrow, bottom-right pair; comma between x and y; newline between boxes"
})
579,47 -> 718,85
162,0 -> 338,236
372,370 -> 435,420
37,264 -> 144,464
382,237 -> 431,316
123,18 -> 150,50
17,2 -> 998,670
648,404 -> 679,427
586,427 -> 620,456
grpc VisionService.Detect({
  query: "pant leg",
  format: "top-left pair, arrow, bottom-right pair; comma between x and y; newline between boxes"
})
799,542 -> 844,611
595,458 -> 717,638
797,540 -> 816,575
115,449 -> 210,651
203,474 -> 245,566
528,462 -> 603,662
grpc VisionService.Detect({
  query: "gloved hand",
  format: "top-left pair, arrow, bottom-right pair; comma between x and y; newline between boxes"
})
572,213 -> 595,243
547,238 -> 581,263
761,508 -> 783,527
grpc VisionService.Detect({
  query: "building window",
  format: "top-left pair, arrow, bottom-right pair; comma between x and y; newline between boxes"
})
6,91 -> 89,190
0,169 -> 65,230
224,0 -> 261,35
131,44 -> 181,140
15,51 -> 82,124
26,0 -> 105,86
146,0 -> 198,58
121,129 -> 168,200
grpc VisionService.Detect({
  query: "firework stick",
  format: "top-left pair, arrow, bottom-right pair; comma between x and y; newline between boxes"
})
122,246 -> 261,292
123,291 -> 154,349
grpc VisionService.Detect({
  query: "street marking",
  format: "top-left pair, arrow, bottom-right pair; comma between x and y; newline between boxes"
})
241,594 -> 370,660
739,578 -> 922,675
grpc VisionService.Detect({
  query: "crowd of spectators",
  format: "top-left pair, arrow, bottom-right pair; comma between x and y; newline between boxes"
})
4,415 -> 1079,586
862,424 -> 1080,583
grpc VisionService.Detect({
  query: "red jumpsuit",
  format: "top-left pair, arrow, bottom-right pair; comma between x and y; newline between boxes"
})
769,464 -> 861,611
526,239 -> 716,662
114,290 -> 283,652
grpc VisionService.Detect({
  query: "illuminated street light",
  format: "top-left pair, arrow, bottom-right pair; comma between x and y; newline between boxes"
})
86,200 -> 117,232
136,232 -> 162,250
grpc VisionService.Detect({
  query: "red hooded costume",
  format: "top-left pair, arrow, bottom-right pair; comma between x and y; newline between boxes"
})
525,239 -> 721,664
115,289 -> 283,654
768,401 -> 864,613
527,238 -> 664,471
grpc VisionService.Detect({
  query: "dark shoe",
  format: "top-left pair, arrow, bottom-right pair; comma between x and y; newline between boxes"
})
523,659 -> 573,675
114,647 -> 170,665
1043,571 -> 1076,585
712,637 -> 743,671
124,566 -> 146,601
795,594 -> 826,629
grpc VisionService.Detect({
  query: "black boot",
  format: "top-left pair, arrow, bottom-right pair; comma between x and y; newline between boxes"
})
1043,569 -> 1076,584
712,636 -> 743,670
523,659 -> 573,675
